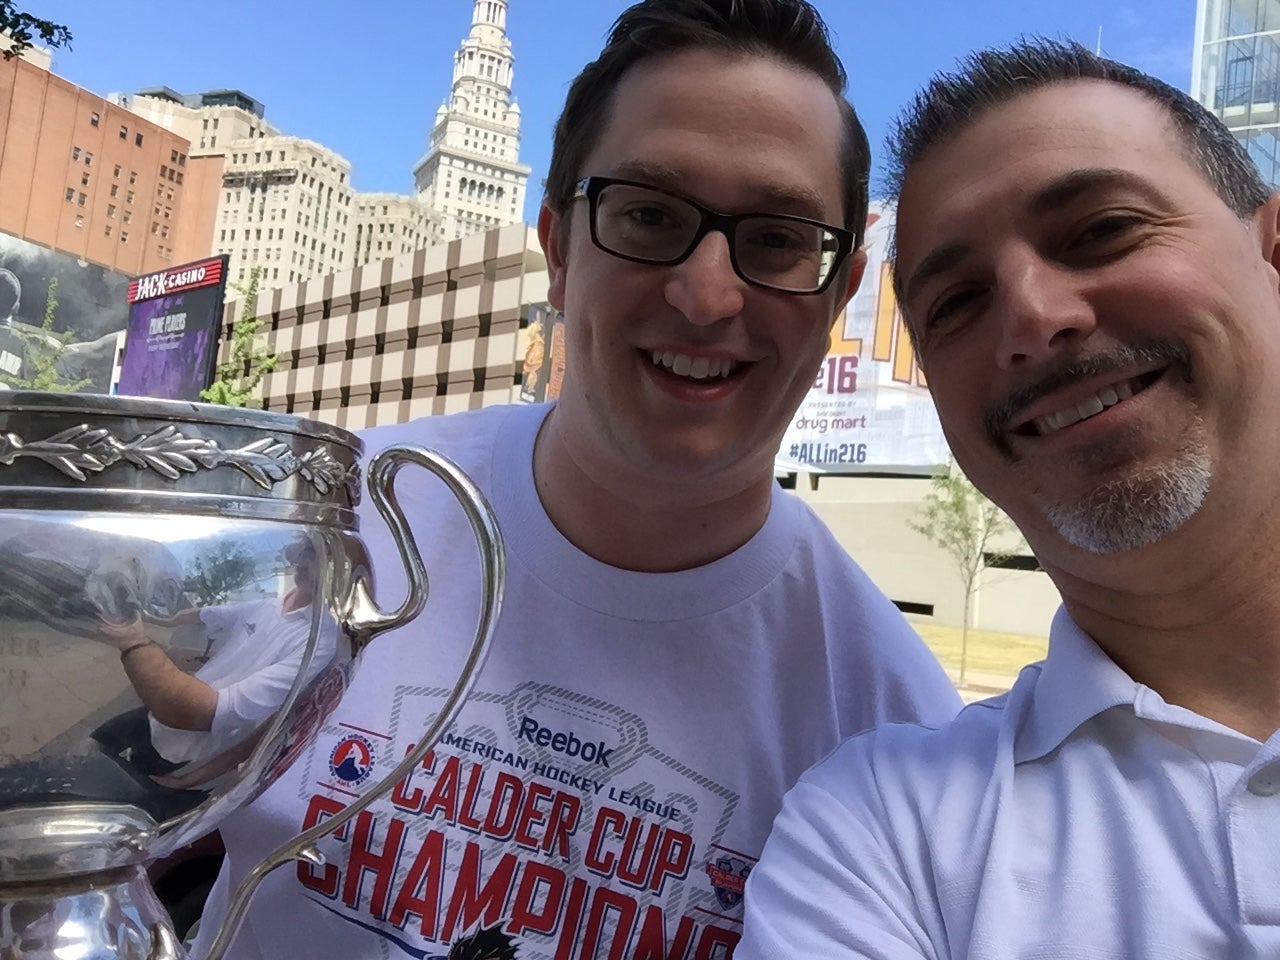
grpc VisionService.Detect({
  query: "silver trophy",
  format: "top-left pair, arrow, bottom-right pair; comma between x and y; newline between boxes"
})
0,391 -> 504,959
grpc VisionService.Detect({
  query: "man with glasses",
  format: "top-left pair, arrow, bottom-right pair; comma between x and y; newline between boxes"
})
192,2 -> 958,958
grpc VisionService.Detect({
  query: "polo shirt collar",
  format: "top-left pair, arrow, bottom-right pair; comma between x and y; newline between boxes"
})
1014,606 -> 1140,763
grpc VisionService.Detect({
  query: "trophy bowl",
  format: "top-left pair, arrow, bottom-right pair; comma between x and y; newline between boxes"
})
0,391 -> 504,959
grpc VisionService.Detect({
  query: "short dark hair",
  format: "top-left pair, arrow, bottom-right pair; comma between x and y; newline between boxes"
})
887,37 -> 1270,218
544,0 -> 871,245
447,925 -> 518,960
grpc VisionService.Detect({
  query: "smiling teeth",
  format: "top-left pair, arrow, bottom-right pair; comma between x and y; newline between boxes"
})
651,350 -> 737,380
1033,379 -> 1136,435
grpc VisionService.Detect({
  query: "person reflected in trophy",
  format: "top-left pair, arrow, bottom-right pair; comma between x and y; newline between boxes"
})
91,538 -> 336,789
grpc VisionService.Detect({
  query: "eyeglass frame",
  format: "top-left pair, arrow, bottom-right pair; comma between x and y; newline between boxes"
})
571,176 -> 855,295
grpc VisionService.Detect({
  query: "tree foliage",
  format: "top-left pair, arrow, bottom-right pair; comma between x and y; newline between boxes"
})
201,266 -> 278,408
0,278 -> 92,392
911,463 -> 1018,685
184,544 -> 256,608
1,3 -> 72,59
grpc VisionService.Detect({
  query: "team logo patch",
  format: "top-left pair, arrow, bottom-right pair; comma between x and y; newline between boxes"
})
329,733 -> 376,786
706,856 -> 752,909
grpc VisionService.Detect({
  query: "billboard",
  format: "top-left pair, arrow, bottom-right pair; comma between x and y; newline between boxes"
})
519,302 -> 566,404
774,205 -> 950,474
0,234 -> 131,394
116,255 -> 229,401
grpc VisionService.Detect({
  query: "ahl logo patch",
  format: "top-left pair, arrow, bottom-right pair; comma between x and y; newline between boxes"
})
329,733 -> 375,786
706,855 -> 752,909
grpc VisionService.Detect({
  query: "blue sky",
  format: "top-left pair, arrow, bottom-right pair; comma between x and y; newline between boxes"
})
34,0 -> 1197,222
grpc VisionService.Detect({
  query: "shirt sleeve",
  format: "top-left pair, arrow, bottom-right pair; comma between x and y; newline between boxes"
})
737,772 -> 936,960
211,615 -> 311,733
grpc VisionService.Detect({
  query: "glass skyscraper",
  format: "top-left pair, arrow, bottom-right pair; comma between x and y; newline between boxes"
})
1193,0 -> 1280,183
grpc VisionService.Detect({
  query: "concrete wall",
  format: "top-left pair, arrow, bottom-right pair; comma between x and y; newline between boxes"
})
793,473 -> 1060,638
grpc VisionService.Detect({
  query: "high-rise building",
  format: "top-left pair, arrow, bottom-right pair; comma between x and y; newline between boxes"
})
116,87 -> 279,157
215,137 -> 356,287
413,0 -> 531,243
1192,0 -> 1280,183
354,194 -> 437,265
102,0 -> 529,291
0,52 -> 212,274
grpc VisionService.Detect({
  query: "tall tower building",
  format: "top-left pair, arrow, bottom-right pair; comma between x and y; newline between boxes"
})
413,0 -> 531,243
1192,0 -> 1280,184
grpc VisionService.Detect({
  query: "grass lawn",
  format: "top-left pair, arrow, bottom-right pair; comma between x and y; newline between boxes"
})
911,623 -> 1048,687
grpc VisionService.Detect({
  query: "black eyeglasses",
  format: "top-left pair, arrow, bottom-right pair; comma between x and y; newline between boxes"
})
573,177 -> 853,295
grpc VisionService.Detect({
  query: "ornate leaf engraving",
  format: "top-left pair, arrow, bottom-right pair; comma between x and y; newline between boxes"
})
0,422 -> 356,499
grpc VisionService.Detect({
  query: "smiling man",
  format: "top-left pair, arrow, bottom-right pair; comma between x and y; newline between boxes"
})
738,39 -> 1280,959
190,3 -> 959,958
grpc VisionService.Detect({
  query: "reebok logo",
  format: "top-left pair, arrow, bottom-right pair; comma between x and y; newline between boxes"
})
518,716 -> 614,768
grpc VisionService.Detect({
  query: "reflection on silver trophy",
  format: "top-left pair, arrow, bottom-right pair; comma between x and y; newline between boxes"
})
0,392 -> 504,959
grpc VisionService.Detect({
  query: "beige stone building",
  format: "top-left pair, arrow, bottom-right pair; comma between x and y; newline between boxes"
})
114,88 -> 279,159
215,137 -> 357,288
413,0 -> 531,243
354,194 -> 437,267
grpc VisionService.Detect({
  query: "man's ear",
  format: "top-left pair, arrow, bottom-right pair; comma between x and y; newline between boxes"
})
833,247 -> 868,322
538,204 -> 567,312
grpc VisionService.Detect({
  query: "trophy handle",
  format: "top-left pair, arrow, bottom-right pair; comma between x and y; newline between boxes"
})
199,443 -> 506,960
342,443 -> 492,647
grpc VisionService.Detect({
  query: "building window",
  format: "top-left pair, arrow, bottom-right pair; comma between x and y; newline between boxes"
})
74,214 -> 84,227
129,171 -> 137,185
123,211 -> 131,224
64,187 -> 74,202
72,146 -> 81,161
135,132 -> 144,147
84,152 -> 93,167
110,184 -> 118,197
170,149 -> 179,163
107,204 -> 116,217
113,164 -> 121,178
90,112 -> 100,126
126,191 -> 134,203
104,225 -> 112,237
121,231 -> 128,244
119,124 -> 128,140
77,192 -> 86,206
80,172 -> 89,186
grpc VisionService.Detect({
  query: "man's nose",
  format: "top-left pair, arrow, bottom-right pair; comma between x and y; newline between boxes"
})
994,254 -> 1096,370
663,229 -> 747,325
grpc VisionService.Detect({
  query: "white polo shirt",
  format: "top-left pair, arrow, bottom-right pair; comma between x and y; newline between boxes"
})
738,607 -> 1280,960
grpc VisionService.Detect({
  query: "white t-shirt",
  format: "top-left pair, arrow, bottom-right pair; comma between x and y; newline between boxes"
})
739,606 -> 1280,960
192,402 -> 959,960
150,599 -> 325,767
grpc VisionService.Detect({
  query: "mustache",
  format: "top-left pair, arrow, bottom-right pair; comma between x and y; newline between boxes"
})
981,340 -> 1192,443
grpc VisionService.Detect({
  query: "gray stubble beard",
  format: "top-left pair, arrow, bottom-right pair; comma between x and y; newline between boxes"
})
1034,419 -> 1212,555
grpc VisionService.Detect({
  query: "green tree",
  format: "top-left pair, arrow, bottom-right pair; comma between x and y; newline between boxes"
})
184,544 -> 257,659
911,462 -> 1018,686
1,3 -> 71,59
0,278 -> 92,392
201,266 -> 278,408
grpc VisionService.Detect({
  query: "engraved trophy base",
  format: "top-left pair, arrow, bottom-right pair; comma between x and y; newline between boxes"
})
0,865 -> 180,959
